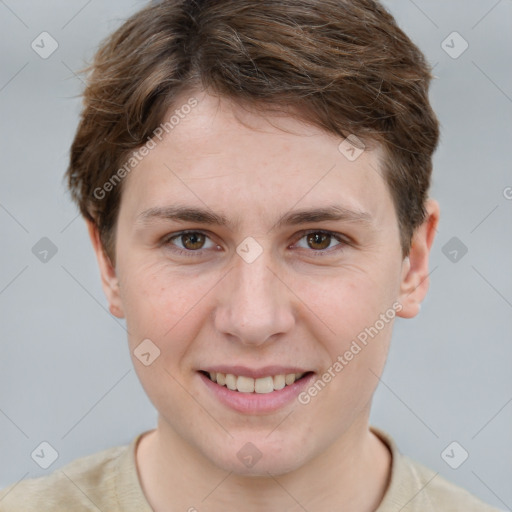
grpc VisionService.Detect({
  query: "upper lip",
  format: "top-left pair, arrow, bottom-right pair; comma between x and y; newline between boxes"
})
200,365 -> 313,379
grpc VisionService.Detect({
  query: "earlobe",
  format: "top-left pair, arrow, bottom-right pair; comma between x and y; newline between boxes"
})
86,220 -> 125,319
396,199 -> 440,319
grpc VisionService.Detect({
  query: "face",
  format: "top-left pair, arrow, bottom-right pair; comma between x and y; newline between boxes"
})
89,90 -> 438,476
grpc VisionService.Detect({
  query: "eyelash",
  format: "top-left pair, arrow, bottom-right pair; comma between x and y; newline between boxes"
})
161,229 -> 350,258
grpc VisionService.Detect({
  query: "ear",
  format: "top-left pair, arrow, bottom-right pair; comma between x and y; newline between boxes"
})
86,220 -> 125,318
396,199 -> 440,319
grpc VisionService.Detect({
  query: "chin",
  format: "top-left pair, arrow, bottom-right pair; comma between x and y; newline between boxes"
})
217,455 -> 304,477
204,436 -> 307,477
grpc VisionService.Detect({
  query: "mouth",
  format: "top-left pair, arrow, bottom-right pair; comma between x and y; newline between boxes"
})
199,370 -> 314,394
198,368 -> 316,414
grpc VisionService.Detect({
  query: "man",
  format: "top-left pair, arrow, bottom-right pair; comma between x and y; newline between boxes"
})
0,0 -> 502,510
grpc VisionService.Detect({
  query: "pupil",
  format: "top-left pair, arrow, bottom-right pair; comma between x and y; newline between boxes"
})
185,233 -> 203,249
309,232 -> 329,249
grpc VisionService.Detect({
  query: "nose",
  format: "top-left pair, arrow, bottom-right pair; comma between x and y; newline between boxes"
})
213,245 -> 295,347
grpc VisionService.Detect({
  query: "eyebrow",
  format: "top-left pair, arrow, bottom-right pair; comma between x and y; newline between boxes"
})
136,204 -> 373,232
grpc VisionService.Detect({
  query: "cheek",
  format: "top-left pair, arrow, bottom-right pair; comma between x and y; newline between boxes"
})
296,261 -> 399,406
118,244 -> 401,361
298,267 -> 397,342
119,261 -> 215,354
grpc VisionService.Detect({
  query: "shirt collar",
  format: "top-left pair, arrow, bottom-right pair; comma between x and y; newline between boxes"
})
371,426 -> 437,512
116,426 -> 438,512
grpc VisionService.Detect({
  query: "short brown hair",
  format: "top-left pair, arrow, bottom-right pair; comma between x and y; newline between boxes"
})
65,0 -> 439,264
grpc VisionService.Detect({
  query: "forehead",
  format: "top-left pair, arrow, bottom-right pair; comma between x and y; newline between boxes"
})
119,91 -> 394,229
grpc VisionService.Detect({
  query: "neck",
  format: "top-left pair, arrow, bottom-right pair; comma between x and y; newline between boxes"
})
136,415 -> 392,512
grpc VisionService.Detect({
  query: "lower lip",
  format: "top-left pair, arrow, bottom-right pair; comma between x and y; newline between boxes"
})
198,371 -> 316,414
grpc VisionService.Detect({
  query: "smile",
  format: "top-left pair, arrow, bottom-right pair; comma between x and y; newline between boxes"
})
200,370 -> 312,393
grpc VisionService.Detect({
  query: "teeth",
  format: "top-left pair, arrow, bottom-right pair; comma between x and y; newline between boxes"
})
205,371 -> 306,393
273,374 -> 286,390
216,372 -> 226,386
254,376 -> 274,394
285,374 -> 296,385
225,373 -> 237,391
237,375 -> 255,393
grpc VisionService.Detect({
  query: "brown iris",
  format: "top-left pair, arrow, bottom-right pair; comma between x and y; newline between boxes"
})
180,232 -> 206,250
306,232 -> 331,250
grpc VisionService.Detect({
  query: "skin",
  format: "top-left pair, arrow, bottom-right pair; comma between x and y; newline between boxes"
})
87,89 -> 439,512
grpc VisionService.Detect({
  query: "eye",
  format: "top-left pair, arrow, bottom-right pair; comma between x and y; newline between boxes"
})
292,230 -> 348,255
162,230 -> 218,257
162,229 -> 349,258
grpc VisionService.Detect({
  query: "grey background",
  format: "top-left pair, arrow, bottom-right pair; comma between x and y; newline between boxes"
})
1,0 -> 511,509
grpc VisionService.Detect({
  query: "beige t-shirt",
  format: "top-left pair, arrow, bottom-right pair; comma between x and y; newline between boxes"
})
0,427 -> 502,511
